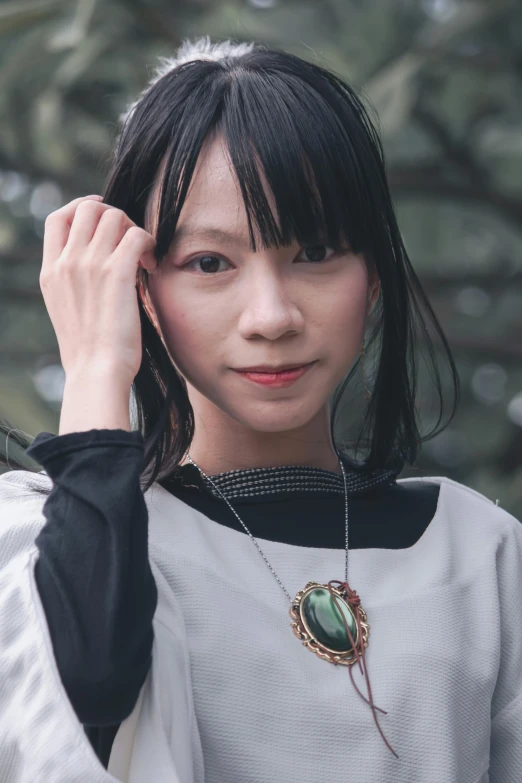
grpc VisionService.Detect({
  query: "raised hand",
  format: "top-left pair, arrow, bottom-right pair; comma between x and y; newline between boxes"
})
40,195 -> 157,389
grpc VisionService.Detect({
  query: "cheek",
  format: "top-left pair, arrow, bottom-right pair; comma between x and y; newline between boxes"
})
148,262 -> 369,378
151,285 -> 224,378
322,268 -> 369,350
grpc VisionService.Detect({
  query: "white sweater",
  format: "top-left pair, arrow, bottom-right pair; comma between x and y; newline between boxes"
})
0,469 -> 521,783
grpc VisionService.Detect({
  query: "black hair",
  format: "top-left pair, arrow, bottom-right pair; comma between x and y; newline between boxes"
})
0,38 -> 460,494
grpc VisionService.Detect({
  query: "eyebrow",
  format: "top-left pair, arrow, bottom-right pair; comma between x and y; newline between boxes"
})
170,225 -> 252,249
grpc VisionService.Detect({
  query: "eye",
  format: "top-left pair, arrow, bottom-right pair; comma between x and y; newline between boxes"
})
296,245 -> 336,263
185,254 -> 231,274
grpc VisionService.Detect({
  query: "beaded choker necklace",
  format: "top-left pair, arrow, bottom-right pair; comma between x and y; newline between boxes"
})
170,459 -> 402,501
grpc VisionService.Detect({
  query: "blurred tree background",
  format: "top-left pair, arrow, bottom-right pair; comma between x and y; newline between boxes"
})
0,0 -> 521,516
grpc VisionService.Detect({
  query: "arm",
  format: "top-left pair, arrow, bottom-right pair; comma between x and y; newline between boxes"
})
0,469 -> 122,782
28,426 -> 157,726
0,373 -> 157,779
489,513 -> 522,782
57,364 -> 132,435
28,369 -> 157,725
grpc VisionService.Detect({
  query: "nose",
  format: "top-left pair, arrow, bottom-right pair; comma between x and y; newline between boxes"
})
237,268 -> 304,341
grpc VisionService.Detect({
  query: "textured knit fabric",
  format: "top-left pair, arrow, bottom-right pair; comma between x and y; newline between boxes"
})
0,451 -> 521,781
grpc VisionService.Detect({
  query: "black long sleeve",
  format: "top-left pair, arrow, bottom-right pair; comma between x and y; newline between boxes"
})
26,429 -> 158,749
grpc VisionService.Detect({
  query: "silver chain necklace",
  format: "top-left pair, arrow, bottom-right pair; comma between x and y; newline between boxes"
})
183,452 -> 399,759
184,453 -> 351,601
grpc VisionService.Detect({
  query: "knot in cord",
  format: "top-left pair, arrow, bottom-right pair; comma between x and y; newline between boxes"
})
327,579 -> 399,759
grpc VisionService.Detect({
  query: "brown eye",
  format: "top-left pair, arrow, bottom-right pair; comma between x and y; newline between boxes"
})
297,245 -> 335,263
305,245 -> 326,262
186,254 -> 229,274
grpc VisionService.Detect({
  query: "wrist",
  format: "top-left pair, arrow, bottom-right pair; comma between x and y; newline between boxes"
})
65,359 -> 134,389
59,367 -> 132,435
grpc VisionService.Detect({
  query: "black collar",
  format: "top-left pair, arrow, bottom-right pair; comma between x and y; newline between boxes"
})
162,457 -> 404,501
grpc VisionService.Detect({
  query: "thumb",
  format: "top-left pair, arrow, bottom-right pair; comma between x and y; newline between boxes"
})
139,249 -> 158,274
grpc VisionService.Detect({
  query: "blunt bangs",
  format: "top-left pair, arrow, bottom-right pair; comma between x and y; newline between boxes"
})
220,67 -> 375,255
134,54 -> 385,266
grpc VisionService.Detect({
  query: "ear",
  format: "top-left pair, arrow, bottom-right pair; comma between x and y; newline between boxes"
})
367,266 -> 381,315
137,269 -> 162,334
136,270 -> 182,374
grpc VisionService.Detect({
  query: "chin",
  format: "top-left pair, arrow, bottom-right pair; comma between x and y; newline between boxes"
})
229,398 -> 323,433
183,373 -> 330,432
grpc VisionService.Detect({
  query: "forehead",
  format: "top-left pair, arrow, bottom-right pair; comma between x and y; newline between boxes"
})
145,134 -> 278,239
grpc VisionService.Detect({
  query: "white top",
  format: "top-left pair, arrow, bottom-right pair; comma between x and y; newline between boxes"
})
0,469 -> 521,783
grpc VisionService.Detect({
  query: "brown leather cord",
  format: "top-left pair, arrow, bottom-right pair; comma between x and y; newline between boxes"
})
327,579 -> 399,759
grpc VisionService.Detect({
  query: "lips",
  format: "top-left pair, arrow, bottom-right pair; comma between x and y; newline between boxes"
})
233,362 -> 314,387
234,362 -> 314,373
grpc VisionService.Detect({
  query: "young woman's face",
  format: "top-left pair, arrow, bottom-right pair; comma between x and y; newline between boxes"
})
142,135 -> 379,435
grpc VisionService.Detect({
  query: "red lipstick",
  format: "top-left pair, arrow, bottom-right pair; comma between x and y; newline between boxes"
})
234,362 -> 314,387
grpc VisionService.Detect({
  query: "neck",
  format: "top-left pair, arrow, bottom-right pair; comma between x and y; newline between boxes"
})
181,392 -> 342,475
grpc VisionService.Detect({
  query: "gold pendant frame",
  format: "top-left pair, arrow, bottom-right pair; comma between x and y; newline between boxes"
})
290,581 -> 370,666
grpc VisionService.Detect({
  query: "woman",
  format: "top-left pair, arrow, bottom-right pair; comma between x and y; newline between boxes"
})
0,37 -> 520,783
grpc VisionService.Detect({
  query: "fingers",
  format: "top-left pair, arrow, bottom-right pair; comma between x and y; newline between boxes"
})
42,195 -> 105,274
82,205 -> 133,259
65,199 -> 114,251
114,226 -> 157,274
41,195 -> 157,281
139,248 -> 158,274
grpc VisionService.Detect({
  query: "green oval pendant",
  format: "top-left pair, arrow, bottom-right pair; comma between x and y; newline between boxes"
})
301,587 -> 358,653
